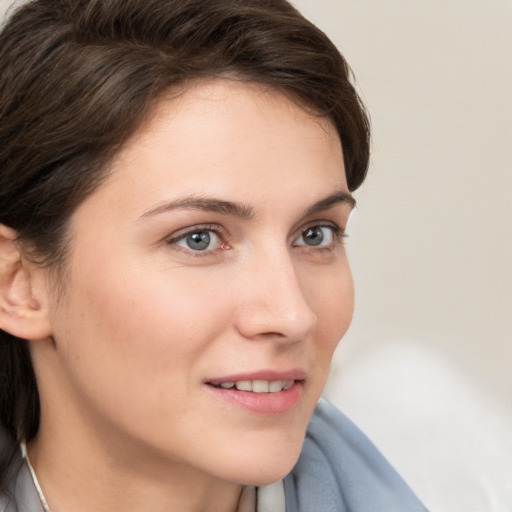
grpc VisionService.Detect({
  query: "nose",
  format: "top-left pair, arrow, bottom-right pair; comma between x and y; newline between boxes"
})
234,246 -> 317,344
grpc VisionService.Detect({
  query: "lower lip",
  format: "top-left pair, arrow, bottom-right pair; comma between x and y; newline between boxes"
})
205,381 -> 304,415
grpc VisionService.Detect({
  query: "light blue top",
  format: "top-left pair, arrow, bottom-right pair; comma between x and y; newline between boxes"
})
284,399 -> 426,512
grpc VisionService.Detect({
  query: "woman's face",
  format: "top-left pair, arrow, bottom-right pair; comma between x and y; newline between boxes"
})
37,79 -> 354,486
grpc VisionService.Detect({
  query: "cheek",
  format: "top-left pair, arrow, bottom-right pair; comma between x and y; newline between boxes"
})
306,262 -> 354,361
52,251 -> 233,421
80,266 -> 227,366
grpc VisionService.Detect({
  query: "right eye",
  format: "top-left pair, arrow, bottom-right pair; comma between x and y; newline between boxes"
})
167,225 -> 227,255
178,231 -> 216,251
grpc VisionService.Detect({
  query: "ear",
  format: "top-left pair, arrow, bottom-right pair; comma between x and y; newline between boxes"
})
0,224 -> 53,341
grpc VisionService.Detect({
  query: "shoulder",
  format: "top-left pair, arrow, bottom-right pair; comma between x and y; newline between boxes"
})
283,399 -> 427,512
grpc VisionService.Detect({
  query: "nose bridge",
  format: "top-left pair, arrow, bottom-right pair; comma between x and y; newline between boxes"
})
235,241 -> 317,342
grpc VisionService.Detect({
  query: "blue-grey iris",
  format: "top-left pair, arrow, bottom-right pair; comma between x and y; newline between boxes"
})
187,231 -> 210,250
303,227 -> 324,246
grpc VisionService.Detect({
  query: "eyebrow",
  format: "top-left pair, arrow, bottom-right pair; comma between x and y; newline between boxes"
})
302,191 -> 356,217
140,195 -> 255,220
139,190 -> 355,221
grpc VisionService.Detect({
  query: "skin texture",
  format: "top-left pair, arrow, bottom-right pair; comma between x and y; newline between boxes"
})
23,79 -> 355,512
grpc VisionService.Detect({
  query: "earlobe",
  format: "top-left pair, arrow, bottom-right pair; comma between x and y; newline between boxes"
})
0,224 -> 53,341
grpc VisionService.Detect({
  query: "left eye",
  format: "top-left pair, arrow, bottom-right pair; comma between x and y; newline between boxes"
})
173,230 -> 222,251
293,225 -> 336,247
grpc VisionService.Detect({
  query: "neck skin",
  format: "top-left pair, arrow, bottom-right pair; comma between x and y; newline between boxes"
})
27,399 -> 243,512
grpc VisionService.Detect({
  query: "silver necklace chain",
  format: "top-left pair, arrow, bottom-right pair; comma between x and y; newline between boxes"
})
20,441 -> 52,512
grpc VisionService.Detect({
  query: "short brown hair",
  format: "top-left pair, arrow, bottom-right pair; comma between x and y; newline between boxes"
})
0,0 -> 370,476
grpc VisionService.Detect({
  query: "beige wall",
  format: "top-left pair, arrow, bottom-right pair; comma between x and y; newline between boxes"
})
2,0 -> 510,510
0,0 -> 18,17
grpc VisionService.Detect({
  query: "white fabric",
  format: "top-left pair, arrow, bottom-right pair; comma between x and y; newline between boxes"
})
258,480 -> 286,512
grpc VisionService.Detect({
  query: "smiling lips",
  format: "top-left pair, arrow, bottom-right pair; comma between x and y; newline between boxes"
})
205,371 -> 306,414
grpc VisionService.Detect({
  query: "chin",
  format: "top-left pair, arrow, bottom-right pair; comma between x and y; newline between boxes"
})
209,401 -> 318,486
230,461 -> 299,487
220,435 -> 304,487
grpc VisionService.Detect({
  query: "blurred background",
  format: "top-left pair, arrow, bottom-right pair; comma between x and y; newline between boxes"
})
2,0 -> 511,511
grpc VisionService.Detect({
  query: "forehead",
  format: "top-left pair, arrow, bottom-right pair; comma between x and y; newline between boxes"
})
129,79 -> 340,149
78,78 -> 348,222
113,79 -> 344,178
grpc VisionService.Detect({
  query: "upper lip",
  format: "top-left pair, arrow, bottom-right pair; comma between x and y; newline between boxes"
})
205,369 -> 307,386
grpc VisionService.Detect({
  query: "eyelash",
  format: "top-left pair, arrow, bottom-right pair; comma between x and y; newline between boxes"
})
165,222 -> 346,257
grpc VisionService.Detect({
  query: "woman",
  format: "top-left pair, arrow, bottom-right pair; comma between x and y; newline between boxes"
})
0,1 -> 426,511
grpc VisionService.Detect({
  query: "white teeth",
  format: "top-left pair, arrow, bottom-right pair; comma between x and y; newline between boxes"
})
282,380 -> 294,390
216,380 -> 295,392
235,380 -> 252,391
252,380 -> 270,393
269,380 -> 283,392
